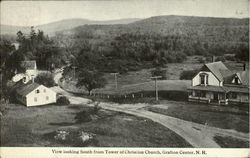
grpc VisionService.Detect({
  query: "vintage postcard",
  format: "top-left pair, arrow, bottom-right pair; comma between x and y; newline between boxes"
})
0,0 -> 249,157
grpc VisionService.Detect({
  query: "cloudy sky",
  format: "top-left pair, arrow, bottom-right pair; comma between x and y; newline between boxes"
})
0,0 -> 248,26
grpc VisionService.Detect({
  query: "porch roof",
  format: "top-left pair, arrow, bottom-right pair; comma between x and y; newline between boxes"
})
188,85 -> 249,94
223,86 -> 249,94
187,85 -> 226,93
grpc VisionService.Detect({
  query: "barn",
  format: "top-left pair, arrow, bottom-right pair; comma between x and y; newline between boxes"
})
16,82 -> 57,107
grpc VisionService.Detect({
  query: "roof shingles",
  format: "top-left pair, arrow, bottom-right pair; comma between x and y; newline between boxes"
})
204,61 -> 233,82
16,82 -> 40,96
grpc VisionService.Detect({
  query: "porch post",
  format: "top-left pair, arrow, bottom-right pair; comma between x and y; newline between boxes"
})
224,92 -> 227,105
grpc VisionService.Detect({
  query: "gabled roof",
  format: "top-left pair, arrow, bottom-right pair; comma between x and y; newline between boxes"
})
16,82 -> 40,96
203,61 -> 233,82
21,60 -> 36,70
237,71 -> 249,86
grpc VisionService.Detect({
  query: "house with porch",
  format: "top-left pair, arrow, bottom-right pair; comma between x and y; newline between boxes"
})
188,61 -> 249,105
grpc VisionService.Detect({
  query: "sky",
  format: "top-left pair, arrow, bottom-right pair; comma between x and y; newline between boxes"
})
0,0 -> 249,26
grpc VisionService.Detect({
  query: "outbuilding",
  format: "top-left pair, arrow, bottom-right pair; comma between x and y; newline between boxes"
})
16,82 -> 57,107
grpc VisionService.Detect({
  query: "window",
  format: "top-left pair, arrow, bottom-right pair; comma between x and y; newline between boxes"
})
231,92 -> 237,99
234,77 -> 239,84
46,96 -> 49,100
200,73 -> 208,85
200,75 -> 205,85
200,91 -> 206,97
43,89 -> 46,93
36,89 -> 40,94
34,97 -> 37,102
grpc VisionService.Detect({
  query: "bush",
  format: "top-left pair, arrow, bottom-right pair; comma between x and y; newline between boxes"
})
224,55 -> 236,61
35,72 -> 55,87
215,56 -> 226,62
56,96 -> 70,105
151,67 -> 167,80
180,69 -> 199,80
198,57 -> 206,63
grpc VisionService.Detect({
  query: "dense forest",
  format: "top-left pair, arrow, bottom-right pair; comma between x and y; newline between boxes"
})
54,15 -> 249,74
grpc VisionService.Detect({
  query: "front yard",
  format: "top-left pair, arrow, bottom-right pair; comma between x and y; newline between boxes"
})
145,100 -> 249,133
0,103 -> 192,147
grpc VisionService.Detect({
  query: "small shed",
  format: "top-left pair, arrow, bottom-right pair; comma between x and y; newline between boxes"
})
16,82 -> 57,107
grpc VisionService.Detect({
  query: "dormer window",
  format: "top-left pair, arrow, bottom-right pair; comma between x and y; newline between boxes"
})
235,77 -> 239,84
232,75 -> 241,85
200,73 -> 208,86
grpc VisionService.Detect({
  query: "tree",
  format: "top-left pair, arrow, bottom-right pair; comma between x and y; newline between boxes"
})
0,39 -> 16,100
34,72 -> 55,87
151,67 -> 167,80
179,69 -> 199,80
16,28 -> 63,70
76,70 -> 106,95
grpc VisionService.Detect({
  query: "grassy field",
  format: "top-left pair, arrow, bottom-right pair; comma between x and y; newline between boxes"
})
145,100 -> 249,133
60,56 -> 248,96
1,103 -> 192,147
213,135 -> 249,148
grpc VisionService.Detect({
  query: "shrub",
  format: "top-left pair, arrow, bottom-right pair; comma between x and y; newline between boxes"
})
215,56 -> 226,62
224,55 -> 236,61
151,67 -> 167,80
180,69 -> 199,80
35,72 -> 55,87
198,57 -> 206,63
56,96 -> 70,105
0,101 -> 8,116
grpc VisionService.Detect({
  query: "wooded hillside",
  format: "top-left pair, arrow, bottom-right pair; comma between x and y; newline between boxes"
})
55,15 -> 248,73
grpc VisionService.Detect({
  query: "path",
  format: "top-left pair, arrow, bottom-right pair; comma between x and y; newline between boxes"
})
99,103 -> 249,148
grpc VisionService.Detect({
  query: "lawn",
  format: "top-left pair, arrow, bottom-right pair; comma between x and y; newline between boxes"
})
213,135 -> 249,148
145,100 -> 249,133
60,56 -> 248,97
0,103 -> 192,147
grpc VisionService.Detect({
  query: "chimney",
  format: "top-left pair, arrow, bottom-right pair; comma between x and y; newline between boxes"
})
212,56 -> 215,62
32,77 -> 35,83
243,63 -> 246,71
22,77 -> 27,84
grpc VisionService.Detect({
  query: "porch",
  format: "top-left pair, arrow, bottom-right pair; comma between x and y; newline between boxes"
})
187,86 -> 228,105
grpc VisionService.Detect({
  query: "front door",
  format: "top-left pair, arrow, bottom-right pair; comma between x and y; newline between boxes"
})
214,93 -> 218,101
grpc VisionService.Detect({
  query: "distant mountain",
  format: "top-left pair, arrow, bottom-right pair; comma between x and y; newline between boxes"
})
0,18 -> 140,36
65,15 -> 248,44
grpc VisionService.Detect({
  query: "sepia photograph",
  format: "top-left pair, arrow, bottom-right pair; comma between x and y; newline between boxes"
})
0,0 -> 249,157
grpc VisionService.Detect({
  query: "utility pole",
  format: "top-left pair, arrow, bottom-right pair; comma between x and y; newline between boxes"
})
150,76 -> 162,101
72,66 -> 76,79
111,73 -> 119,90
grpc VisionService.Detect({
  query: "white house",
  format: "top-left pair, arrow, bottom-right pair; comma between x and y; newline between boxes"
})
188,61 -> 249,105
16,82 -> 57,107
21,60 -> 38,78
12,60 -> 38,83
